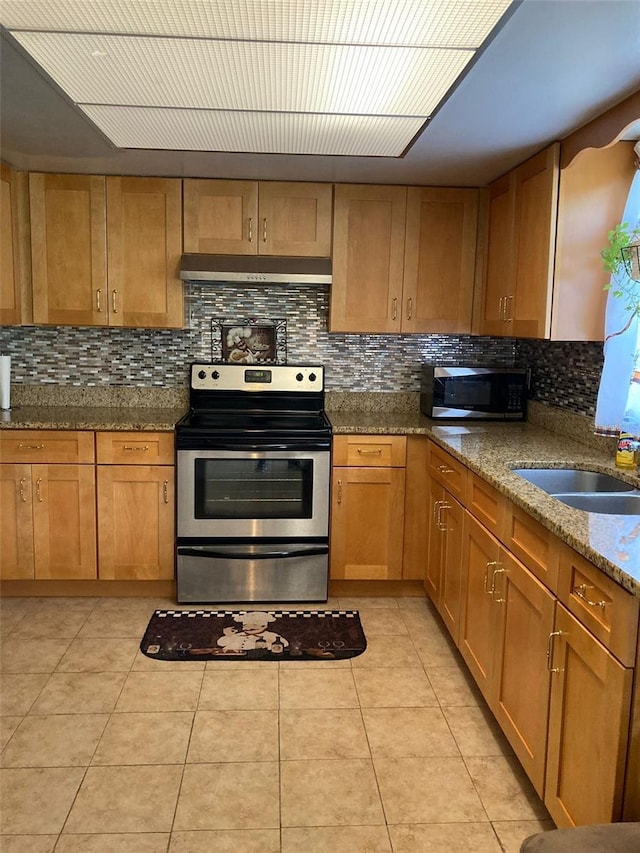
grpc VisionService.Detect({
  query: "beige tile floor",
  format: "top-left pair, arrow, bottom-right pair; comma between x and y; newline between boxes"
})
0,595 -> 554,853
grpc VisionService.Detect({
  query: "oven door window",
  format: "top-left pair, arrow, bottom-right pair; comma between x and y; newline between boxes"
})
194,458 -> 314,519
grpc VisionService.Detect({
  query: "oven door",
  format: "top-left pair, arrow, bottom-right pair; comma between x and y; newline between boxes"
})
177,447 -> 330,539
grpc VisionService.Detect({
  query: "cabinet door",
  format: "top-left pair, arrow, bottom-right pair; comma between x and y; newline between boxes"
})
490,549 -> 555,796
402,436 -> 429,581
545,604 -> 633,827
258,182 -> 333,257
403,187 -> 478,333
97,465 -> 175,580
107,177 -> 183,328
30,173 -> 107,326
330,466 -> 405,580
32,465 -> 97,580
183,179 -> 258,254
330,184 -> 407,333
439,494 -> 464,644
478,173 -> 515,336
0,164 -> 28,325
511,144 -> 559,338
0,464 -> 34,579
459,512 -> 501,699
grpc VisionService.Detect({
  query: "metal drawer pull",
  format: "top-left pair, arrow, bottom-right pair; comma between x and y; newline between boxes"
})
437,464 -> 454,474
336,479 -> 342,505
546,630 -> 563,673
35,477 -> 43,502
248,217 -> 253,242
392,297 -> 398,320
407,297 -> 413,320
357,448 -> 382,455
18,443 -> 44,450
491,566 -> 506,602
263,217 -> 268,242
484,560 -> 498,594
96,289 -> 102,312
573,583 -> 607,609
163,480 -> 169,504
123,445 -> 149,452
19,477 -> 27,502
112,290 -> 118,313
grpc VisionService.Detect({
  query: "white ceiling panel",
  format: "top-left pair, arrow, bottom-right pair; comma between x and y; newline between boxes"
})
80,104 -> 425,156
1,0 -> 511,47
12,32 -> 473,116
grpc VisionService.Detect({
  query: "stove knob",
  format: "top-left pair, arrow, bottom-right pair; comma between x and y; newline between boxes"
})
211,370 -> 220,380
309,373 -> 317,382
296,372 -> 304,382
197,370 -> 206,380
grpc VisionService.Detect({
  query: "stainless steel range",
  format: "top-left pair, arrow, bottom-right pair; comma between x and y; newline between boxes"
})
175,363 -> 332,603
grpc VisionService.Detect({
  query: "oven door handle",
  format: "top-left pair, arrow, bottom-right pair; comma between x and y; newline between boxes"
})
178,545 -> 329,560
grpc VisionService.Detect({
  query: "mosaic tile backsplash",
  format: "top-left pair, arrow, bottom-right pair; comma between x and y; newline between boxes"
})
0,284 -> 604,415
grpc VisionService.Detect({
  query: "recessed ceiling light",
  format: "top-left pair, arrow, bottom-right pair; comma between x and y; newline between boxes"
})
1,0 -> 515,157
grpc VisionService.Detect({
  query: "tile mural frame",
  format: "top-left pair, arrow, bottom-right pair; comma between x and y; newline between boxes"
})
212,317 -> 287,364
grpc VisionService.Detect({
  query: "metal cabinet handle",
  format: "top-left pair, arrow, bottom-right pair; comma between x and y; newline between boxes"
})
163,480 -> 169,504
499,296 -> 505,320
357,448 -> 382,455
505,294 -> 513,322
407,297 -> 413,320
484,560 -> 498,594
336,479 -> 342,505
433,498 -> 444,523
437,464 -> 454,474
35,477 -> 43,502
248,217 -> 253,242
18,443 -> 44,450
573,583 -> 607,609
262,217 -> 268,242
392,297 -> 398,320
112,290 -> 118,313
438,501 -> 451,532
96,289 -> 102,312
491,566 -> 506,602
123,445 -> 149,452
546,630 -> 563,673
19,477 -> 28,502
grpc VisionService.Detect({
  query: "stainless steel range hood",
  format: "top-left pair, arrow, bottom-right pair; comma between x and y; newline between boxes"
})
180,254 -> 332,284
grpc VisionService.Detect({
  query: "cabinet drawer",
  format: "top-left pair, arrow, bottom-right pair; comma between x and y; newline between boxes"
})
0,430 -> 95,464
332,435 -> 406,467
96,432 -> 174,465
503,503 -> 560,594
466,473 -> 507,537
427,441 -> 466,499
557,543 -> 639,667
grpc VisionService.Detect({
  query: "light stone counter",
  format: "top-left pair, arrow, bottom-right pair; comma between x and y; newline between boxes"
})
0,405 -> 186,432
327,409 -> 640,596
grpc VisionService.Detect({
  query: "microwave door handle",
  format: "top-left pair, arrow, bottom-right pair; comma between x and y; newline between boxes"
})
178,545 -> 329,560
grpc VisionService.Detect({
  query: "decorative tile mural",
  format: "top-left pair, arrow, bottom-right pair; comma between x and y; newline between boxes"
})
0,284 -> 604,414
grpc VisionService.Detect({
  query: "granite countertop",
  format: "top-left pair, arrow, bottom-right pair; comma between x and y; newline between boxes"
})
328,409 -> 640,597
0,405 -> 187,432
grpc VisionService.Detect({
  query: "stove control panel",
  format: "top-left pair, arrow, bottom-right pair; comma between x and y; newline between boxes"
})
190,363 -> 324,393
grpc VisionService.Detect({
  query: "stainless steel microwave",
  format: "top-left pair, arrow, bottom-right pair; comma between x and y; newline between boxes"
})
420,366 -> 529,420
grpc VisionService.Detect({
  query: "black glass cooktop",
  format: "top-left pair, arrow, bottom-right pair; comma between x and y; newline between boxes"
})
178,410 -> 331,433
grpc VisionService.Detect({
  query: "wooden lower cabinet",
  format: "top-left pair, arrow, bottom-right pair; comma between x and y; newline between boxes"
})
545,604 -> 633,826
460,512 -> 555,796
97,465 -> 175,581
425,477 -> 464,642
0,463 -> 97,580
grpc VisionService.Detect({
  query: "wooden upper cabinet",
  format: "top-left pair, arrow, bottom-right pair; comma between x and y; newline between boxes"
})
29,173 -> 182,329
511,144 -> 559,338
403,187 -> 478,334
106,177 -> 183,328
1,164 -> 30,325
30,173 -> 107,326
478,145 -> 559,339
552,141 -> 636,341
183,179 -> 332,257
330,184 -> 407,333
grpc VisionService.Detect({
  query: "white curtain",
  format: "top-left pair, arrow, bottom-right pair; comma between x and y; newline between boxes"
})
595,170 -> 640,438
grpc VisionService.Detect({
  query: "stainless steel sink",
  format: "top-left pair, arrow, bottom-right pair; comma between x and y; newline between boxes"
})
512,468 -> 635,494
552,493 -> 640,515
